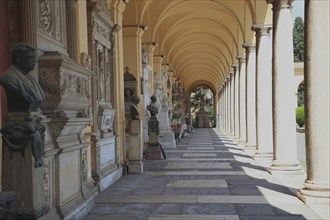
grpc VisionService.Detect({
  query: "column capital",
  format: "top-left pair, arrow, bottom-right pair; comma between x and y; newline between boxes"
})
162,63 -> 171,72
236,55 -> 246,64
123,24 -> 147,37
266,0 -> 293,9
252,24 -> 272,35
242,43 -> 256,52
231,64 -> 238,72
143,42 -> 159,51
153,54 -> 165,63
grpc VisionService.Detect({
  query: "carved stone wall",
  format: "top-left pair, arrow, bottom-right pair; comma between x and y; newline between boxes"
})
87,0 -> 121,193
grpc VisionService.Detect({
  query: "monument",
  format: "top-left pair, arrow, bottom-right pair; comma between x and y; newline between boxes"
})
145,95 -> 162,160
195,97 -> 210,128
127,95 -> 143,173
0,43 -> 49,218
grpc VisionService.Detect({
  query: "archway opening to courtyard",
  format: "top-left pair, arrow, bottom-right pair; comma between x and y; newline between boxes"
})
190,86 -> 214,128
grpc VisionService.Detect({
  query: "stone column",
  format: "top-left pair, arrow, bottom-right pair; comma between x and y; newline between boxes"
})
232,64 -> 240,142
225,77 -> 230,134
227,75 -> 231,134
66,0 -> 78,62
237,56 -> 246,147
110,0 -> 127,166
252,24 -> 273,159
229,72 -> 235,138
243,43 -> 257,149
268,0 -> 301,172
298,0 -> 330,203
219,86 -> 224,131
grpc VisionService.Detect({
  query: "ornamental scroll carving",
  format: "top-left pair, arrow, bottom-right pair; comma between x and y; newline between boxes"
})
38,0 -> 64,44
39,0 -> 53,34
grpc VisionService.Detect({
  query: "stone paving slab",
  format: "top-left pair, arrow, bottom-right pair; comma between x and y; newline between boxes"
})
165,162 -> 232,169
84,128 -> 323,220
182,152 -> 218,157
147,215 -> 240,220
166,179 -> 228,188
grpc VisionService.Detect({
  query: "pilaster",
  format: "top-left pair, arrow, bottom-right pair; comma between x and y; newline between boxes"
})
66,0 -> 78,62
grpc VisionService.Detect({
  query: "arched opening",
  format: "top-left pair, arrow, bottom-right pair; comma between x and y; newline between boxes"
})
190,86 -> 214,128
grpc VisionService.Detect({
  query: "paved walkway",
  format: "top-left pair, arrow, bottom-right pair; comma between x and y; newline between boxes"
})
85,128 -> 323,220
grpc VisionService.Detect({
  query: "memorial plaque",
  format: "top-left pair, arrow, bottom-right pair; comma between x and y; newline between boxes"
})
59,151 -> 80,203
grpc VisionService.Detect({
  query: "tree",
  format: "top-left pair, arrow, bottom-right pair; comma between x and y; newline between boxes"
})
293,17 -> 304,62
190,86 -> 214,127
297,81 -> 304,107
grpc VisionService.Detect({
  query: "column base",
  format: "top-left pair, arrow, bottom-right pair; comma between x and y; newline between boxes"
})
243,145 -> 256,155
128,160 -> 143,174
253,151 -> 273,159
233,137 -> 240,144
298,181 -> 330,203
298,190 -> 330,204
237,141 -> 246,148
268,160 -> 303,174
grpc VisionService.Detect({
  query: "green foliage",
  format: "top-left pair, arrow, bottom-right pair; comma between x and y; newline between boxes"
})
293,17 -> 304,62
297,82 -> 304,106
190,86 -> 214,127
296,106 -> 305,127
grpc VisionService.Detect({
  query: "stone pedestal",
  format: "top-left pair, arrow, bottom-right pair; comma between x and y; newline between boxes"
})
145,116 -> 162,160
2,112 -> 49,219
128,119 -> 143,173
158,105 -> 176,149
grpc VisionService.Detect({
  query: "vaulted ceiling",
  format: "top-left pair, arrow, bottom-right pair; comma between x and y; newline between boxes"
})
123,0 -> 272,94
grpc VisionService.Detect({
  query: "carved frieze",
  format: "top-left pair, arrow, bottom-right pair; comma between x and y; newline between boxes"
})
38,52 -> 92,117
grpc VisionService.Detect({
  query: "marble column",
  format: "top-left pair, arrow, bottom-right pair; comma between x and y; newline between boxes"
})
66,0 -> 78,62
252,24 -> 273,159
220,86 -> 224,131
243,43 -> 257,149
229,72 -> 235,138
226,76 -> 230,134
298,0 -> 330,203
268,0 -> 301,172
237,56 -> 246,147
232,64 -> 240,142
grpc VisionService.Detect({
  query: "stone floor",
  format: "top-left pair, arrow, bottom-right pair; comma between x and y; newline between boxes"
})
85,128 -> 326,220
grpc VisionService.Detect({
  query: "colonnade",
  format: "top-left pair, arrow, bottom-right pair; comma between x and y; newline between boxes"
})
218,0 -> 329,203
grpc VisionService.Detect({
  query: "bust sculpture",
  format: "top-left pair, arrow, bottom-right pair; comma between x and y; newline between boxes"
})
0,43 -> 46,167
0,43 -> 45,112
147,95 -> 159,116
129,95 -> 140,119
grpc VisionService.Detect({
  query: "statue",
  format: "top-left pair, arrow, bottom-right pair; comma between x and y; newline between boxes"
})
0,43 -> 46,167
0,43 -> 45,112
147,95 -> 159,116
129,95 -> 140,119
